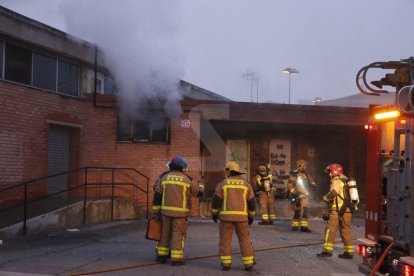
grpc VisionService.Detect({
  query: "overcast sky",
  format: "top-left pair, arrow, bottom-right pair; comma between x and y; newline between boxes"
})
1,0 -> 413,104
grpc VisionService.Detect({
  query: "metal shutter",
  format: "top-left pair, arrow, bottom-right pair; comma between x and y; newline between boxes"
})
47,125 -> 70,195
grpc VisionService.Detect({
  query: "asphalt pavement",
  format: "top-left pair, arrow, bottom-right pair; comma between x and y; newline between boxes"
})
0,215 -> 365,276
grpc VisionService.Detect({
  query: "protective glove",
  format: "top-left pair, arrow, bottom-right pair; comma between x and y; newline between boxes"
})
248,216 -> 254,225
212,214 -> 219,223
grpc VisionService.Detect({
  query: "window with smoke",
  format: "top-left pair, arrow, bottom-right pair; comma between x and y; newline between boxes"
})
117,113 -> 170,143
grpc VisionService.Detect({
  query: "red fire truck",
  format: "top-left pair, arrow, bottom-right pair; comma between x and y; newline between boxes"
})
356,57 -> 414,275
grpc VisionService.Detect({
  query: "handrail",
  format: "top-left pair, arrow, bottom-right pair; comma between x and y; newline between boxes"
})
0,167 -> 149,193
0,167 -> 150,235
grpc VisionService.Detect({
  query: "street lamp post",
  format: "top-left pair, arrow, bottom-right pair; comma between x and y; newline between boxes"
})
282,67 -> 299,104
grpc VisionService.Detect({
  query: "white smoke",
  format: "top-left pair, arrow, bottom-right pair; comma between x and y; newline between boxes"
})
58,0 -> 185,119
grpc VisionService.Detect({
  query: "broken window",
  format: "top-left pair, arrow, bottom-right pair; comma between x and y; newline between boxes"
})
117,114 -> 170,143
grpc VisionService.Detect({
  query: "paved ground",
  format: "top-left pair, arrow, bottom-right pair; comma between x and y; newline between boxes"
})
0,215 -> 365,276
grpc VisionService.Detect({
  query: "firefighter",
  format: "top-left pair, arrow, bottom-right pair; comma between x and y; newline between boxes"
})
252,163 -> 276,225
317,163 -> 354,259
152,156 -> 204,266
212,161 -> 256,271
288,160 -> 316,232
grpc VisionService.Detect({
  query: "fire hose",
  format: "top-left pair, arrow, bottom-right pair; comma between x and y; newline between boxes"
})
70,241 -> 326,275
369,242 -> 393,276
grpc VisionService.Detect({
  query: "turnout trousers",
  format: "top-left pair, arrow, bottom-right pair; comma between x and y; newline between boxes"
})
291,197 -> 310,230
219,221 -> 254,269
322,210 -> 353,255
157,215 -> 188,262
258,191 -> 276,223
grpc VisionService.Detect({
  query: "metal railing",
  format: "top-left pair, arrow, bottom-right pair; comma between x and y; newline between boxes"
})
0,167 -> 150,235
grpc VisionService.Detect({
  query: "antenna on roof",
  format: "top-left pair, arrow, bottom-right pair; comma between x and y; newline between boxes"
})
243,69 -> 259,103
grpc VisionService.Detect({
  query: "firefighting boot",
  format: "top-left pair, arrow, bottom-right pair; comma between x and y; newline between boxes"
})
245,266 -> 253,272
258,220 -> 269,225
221,264 -> 231,271
268,220 -> 274,225
338,253 -> 354,259
316,252 -> 332,257
300,227 -> 311,232
291,226 -> 298,231
156,256 -> 168,264
171,260 -> 185,266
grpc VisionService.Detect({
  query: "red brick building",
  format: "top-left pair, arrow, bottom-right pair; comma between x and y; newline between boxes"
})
0,7 -> 368,224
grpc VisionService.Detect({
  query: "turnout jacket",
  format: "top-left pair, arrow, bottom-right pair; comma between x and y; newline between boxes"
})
322,175 -> 349,213
152,170 -> 202,217
288,170 -> 315,197
212,175 -> 256,222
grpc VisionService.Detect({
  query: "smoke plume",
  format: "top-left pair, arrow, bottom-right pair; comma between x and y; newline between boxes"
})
59,0 -> 185,119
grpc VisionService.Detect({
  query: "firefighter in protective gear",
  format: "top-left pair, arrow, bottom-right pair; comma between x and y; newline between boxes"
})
152,156 -> 204,266
288,160 -> 316,232
317,163 -> 354,259
212,161 -> 256,272
252,164 -> 276,225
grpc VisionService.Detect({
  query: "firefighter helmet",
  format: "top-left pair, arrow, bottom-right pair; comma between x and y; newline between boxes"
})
324,163 -> 343,177
296,160 -> 307,171
225,161 -> 242,175
169,156 -> 188,172
257,164 -> 268,176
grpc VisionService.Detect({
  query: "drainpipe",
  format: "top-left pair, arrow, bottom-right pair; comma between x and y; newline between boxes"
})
93,45 -> 98,107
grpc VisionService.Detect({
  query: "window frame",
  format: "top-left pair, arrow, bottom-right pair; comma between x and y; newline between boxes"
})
0,37 -> 81,98
117,114 -> 170,144
0,39 -> 4,79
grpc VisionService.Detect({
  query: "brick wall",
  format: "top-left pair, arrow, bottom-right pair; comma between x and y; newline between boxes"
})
0,81 -> 201,214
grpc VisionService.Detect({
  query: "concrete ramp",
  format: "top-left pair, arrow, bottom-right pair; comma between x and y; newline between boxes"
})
0,199 -> 145,240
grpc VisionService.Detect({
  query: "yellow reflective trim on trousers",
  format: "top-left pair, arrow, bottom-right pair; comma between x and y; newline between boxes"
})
324,244 -> 334,249
344,246 -> 354,253
161,180 -> 188,212
292,220 -> 299,226
269,214 -> 276,219
157,247 -> 169,255
171,250 -> 183,258
212,208 -> 219,214
152,206 -> 161,210
221,210 -> 248,215
249,211 -> 256,216
324,229 -> 330,243
300,221 -> 308,226
262,214 -> 269,219
242,256 -> 254,265
222,184 -> 248,214
161,206 -> 190,212
220,255 -> 232,264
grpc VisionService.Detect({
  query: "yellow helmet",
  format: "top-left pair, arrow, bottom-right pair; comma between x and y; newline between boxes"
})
296,160 -> 307,171
225,161 -> 240,173
257,164 -> 267,176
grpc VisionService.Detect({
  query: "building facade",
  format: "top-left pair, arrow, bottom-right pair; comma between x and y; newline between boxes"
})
0,7 -> 368,225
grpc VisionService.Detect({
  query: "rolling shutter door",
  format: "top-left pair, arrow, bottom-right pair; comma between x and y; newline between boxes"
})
47,125 -> 70,195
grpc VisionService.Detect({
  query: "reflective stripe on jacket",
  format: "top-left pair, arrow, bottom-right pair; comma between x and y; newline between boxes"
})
212,176 -> 255,222
153,171 -> 200,217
